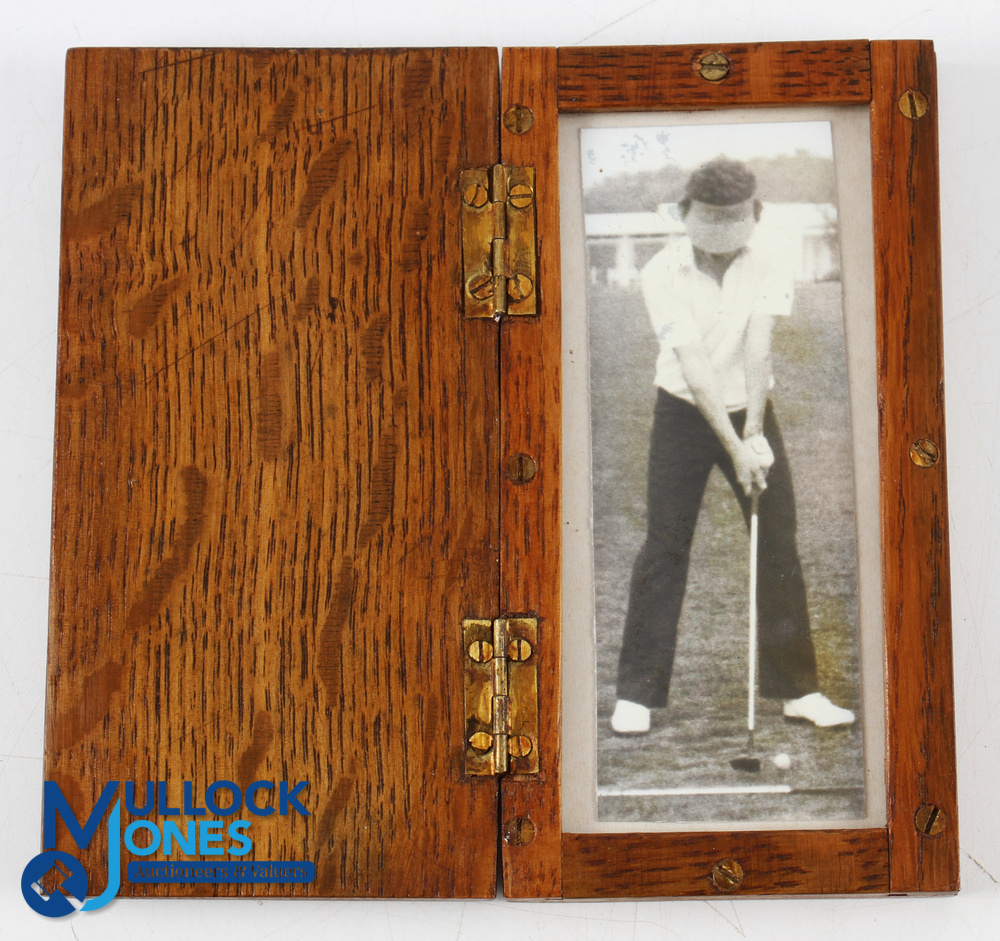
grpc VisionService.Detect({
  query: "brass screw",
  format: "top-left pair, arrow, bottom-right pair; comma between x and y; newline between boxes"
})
469,731 -> 493,753
507,274 -> 534,302
468,274 -> 494,301
915,803 -> 947,836
710,858 -> 745,892
463,182 -> 489,208
508,735 -> 533,758
502,816 -> 536,846
508,183 -> 534,210
898,89 -> 929,119
503,104 -> 534,135
505,452 -> 537,484
699,52 -> 731,83
507,638 -> 533,662
910,438 -> 940,467
468,640 -> 494,663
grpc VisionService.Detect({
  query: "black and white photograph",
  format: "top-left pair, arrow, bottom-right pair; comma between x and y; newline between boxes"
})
575,119 -> 869,825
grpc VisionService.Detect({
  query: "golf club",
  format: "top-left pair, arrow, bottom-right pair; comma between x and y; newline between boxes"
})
731,489 -> 761,773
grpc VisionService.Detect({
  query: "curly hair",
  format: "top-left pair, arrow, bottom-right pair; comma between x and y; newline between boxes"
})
682,156 -> 757,208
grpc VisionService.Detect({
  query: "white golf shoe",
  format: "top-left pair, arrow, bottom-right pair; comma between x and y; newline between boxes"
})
610,699 -> 651,734
783,692 -> 855,728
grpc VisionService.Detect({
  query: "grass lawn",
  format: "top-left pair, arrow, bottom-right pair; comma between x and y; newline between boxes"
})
589,278 -> 866,823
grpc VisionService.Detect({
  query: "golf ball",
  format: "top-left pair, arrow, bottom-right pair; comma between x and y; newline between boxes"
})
772,752 -> 791,770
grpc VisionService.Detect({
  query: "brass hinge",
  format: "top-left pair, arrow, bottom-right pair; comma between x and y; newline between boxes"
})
460,166 -> 537,319
463,617 -> 539,775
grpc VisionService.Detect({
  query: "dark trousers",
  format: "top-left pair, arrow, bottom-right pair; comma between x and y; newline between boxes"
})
616,390 -> 818,708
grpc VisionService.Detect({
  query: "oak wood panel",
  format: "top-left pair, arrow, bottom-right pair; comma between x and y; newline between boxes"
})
562,829 -> 889,898
498,47 -> 563,899
870,40 -> 959,894
46,46 -> 501,898
557,41 -> 871,112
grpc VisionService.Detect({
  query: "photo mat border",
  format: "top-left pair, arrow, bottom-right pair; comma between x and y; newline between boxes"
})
560,106 -> 884,834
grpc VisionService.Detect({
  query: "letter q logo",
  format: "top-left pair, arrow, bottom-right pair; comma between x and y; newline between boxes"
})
21,851 -> 88,918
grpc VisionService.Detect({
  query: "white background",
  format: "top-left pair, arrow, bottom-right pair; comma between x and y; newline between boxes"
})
2,2 -> 997,938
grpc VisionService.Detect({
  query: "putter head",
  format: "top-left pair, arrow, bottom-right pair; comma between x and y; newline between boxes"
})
730,757 -> 761,773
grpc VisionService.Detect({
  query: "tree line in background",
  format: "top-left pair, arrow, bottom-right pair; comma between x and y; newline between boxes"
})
584,151 -> 837,214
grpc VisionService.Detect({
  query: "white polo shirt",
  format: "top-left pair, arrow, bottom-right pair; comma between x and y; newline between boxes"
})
640,230 -> 795,412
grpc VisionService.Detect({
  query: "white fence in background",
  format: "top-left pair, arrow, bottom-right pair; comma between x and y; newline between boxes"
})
585,202 -> 840,288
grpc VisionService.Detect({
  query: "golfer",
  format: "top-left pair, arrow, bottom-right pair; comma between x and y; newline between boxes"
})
610,156 -> 855,735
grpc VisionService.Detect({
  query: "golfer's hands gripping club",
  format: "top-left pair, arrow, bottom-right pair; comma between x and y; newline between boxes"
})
733,433 -> 774,495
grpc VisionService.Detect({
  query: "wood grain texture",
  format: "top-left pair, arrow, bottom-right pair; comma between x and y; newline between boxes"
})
46,47 -> 502,898
870,40 -> 959,894
562,829 -> 889,897
498,47 -> 563,899
557,41 -> 871,111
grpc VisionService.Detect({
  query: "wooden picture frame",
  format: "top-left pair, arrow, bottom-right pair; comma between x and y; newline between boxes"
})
499,41 -> 957,898
45,40 -> 954,902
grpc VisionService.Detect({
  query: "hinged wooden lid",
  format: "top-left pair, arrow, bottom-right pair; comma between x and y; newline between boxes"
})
46,46 -> 502,899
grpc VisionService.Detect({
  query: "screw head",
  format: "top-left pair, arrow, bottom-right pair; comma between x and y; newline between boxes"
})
910,437 -> 940,467
468,274 -> 494,301
463,182 -> 489,208
507,638 -> 533,662
469,731 -> 493,753
468,640 -> 494,663
898,89 -> 929,119
508,183 -> 534,210
915,803 -> 947,836
505,452 -> 537,484
710,858 -> 745,892
507,735 -> 533,759
507,274 -> 534,302
503,105 -> 534,135
502,816 -> 536,846
699,52 -> 731,83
